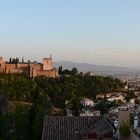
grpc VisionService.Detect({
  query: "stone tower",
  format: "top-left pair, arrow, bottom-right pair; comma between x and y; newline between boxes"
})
43,55 -> 53,70
0,57 -> 4,65
0,57 -> 5,73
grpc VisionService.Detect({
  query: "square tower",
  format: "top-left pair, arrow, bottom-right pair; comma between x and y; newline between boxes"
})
43,56 -> 53,70
0,57 -> 4,65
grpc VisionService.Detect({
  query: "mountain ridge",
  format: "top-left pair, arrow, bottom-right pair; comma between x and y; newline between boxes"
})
54,61 -> 140,73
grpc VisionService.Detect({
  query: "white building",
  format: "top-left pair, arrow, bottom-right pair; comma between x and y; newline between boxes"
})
80,98 -> 94,107
80,110 -> 100,117
134,116 -> 138,129
107,94 -> 124,102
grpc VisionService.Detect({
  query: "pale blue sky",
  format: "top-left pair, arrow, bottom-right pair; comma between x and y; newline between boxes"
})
0,0 -> 140,67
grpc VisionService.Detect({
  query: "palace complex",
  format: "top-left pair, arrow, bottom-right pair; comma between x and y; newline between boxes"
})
0,56 -> 58,78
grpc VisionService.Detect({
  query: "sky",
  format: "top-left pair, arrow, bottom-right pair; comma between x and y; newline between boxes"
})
0,0 -> 140,67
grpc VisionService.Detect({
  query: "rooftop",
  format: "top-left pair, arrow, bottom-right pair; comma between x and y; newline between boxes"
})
42,116 -> 114,140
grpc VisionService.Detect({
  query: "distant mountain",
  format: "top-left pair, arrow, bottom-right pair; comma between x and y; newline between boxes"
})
54,61 -> 137,74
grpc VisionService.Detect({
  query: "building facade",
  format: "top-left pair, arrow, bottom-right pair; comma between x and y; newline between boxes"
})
0,56 -> 58,78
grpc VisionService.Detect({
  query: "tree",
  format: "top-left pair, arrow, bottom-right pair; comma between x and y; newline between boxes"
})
119,121 -> 131,139
11,58 -> 19,64
0,72 -> 125,139
71,98 -> 80,116
0,105 -> 30,140
9,57 -> 12,63
96,100 -> 108,115
62,69 -> 71,75
0,94 -> 7,115
22,57 -> 24,63
29,87 -> 52,140
71,67 -> 78,76
15,58 -> 19,64
125,91 -> 136,102
58,65 -> 63,74
134,98 -> 140,105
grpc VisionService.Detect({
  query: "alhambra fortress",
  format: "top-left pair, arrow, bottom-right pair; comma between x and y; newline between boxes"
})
0,56 -> 58,78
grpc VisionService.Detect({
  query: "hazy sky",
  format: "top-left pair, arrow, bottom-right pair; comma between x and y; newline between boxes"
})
0,0 -> 140,67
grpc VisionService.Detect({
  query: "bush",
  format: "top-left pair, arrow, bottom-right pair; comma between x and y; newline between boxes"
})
119,121 -> 131,137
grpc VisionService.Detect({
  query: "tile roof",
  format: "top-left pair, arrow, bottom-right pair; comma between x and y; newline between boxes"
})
42,116 -> 114,140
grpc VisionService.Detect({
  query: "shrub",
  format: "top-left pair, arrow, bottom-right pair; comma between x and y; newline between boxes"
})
119,121 -> 131,137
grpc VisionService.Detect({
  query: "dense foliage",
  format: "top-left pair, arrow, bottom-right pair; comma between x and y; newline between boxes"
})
119,121 -> 131,137
0,71 -> 124,140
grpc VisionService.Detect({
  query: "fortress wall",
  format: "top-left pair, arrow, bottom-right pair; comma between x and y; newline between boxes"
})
35,69 -> 58,78
29,64 -> 43,77
0,58 -> 4,64
0,68 -> 5,73
0,57 -> 58,78
30,64 -> 43,71
0,60 -> 5,64
7,69 -> 24,73
0,63 -> 29,75
5,64 -> 17,69
17,63 -> 29,69
0,64 -> 5,68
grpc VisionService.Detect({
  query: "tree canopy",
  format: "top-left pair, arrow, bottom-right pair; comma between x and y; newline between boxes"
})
0,70 -> 124,140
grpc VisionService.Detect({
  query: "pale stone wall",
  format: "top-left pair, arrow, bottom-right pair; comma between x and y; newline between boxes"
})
35,69 -> 58,78
43,58 -> 53,70
30,63 -> 43,71
0,57 -> 4,65
6,69 -> 25,74
17,63 -> 29,69
5,64 -> 17,69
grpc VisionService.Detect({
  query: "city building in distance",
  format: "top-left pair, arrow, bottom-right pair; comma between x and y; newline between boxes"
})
0,55 -> 58,78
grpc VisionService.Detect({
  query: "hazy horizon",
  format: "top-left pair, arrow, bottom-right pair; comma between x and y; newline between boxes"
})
0,0 -> 140,67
